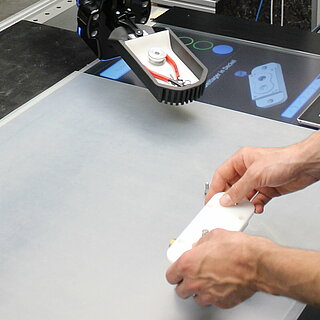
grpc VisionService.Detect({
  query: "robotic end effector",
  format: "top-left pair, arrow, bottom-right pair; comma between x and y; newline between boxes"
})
77,0 -> 208,105
77,0 -> 151,58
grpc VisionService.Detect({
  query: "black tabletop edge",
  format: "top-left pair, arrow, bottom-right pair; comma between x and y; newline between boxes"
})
155,7 -> 320,56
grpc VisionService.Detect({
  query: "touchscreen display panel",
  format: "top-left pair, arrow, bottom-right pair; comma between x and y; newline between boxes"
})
96,26 -> 320,125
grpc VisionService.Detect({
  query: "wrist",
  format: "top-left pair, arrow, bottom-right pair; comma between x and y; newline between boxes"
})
253,240 -> 320,305
248,237 -> 283,294
294,131 -> 320,179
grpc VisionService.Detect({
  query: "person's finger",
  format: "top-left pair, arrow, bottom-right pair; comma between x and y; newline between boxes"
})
251,191 -> 273,213
205,155 -> 244,203
205,173 -> 228,204
166,262 -> 183,284
247,189 -> 259,201
193,293 -> 213,306
219,169 -> 260,207
205,187 -> 217,204
175,279 -> 199,299
254,203 -> 264,214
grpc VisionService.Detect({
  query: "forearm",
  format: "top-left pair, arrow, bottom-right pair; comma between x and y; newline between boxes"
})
254,240 -> 320,307
251,131 -> 320,305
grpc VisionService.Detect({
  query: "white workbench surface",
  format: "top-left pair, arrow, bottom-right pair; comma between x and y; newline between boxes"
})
0,73 -> 318,320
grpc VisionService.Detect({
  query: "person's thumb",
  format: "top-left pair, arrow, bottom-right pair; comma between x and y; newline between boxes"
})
220,174 -> 256,206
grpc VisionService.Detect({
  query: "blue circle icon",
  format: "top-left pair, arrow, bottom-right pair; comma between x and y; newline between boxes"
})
212,45 -> 233,55
234,71 -> 247,77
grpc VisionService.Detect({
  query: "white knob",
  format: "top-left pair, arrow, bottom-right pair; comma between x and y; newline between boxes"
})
148,48 -> 166,65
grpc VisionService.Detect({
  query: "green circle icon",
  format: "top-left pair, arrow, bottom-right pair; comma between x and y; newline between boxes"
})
192,41 -> 214,51
179,36 -> 194,46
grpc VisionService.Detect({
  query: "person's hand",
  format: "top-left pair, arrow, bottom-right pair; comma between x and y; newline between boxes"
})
166,229 -> 273,308
206,134 -> 320,213
166,229 -> 320,308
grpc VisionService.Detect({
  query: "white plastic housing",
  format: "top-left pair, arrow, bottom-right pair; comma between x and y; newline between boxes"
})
167,192 -> 255,263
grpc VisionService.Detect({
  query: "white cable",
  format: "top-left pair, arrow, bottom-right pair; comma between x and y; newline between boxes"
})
270,0 -> 274,24
280,0 -> 285,26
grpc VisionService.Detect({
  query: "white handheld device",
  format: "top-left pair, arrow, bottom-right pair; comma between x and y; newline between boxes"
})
167,192 -> 255,263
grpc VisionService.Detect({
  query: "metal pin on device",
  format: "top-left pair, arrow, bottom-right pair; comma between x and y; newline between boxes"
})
202,229 -> 209,237
204,182 -> 210,197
